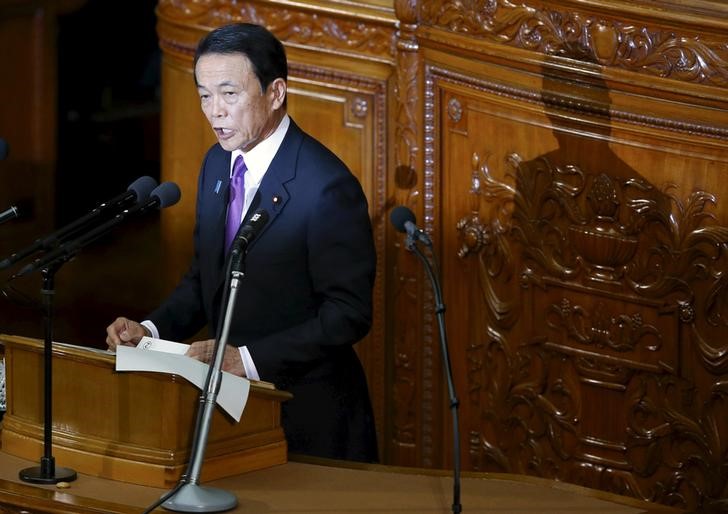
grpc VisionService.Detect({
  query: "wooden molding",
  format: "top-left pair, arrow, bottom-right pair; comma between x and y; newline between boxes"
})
418,0 -> 728,87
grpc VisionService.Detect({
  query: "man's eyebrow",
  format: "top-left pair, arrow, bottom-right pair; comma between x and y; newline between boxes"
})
197,80 -> 238,89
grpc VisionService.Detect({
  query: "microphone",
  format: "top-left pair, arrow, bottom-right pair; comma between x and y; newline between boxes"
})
0,138 -> 8,160
0,175 -> 157,270
230,209 -> 269,272
0,205 -> 20,225
391,205 -> 460,514
12,182 -> 180,278
0,199 -> 32,226
390,205 -> 432,247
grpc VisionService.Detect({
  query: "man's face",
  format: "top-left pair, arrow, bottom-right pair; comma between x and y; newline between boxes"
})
195,52 -> 285,152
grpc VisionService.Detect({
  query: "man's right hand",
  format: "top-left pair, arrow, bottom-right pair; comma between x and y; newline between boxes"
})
106,317 -> 147,351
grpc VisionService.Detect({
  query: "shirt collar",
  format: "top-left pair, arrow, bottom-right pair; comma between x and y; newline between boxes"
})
230,114 -> 290,184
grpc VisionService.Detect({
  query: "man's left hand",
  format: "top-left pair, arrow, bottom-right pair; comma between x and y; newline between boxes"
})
186,339 -> 246,377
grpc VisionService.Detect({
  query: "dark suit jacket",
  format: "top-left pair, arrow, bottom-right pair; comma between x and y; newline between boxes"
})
148,119 -> 378,462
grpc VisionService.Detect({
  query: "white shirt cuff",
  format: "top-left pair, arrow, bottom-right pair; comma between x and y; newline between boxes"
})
238,346 -> 260,381
141,321 -> 258,380
140,320 -> 159,339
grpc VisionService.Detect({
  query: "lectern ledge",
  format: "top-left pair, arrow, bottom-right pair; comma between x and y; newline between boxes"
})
0,334 -> 291,487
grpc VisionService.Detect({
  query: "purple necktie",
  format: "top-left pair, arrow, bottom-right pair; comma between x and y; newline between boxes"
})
225,154 -> 247,249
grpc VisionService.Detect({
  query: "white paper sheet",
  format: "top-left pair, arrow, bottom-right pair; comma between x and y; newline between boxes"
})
136,336 -> 189,354
114,342 -> 250,422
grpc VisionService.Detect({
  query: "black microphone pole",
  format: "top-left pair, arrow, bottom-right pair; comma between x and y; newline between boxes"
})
17,182 -> 178,486
18,259 -> 78,484
395,206 -> 462,514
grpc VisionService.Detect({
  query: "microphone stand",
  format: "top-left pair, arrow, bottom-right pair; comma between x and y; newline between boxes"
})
159,254 -> 242,513
18,261 -> 77,484
406,234 -> 462,514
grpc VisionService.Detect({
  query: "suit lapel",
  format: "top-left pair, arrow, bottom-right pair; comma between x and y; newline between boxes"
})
213,119 -> 304,292
200,148 -> 233,297
242,120 -> 303,251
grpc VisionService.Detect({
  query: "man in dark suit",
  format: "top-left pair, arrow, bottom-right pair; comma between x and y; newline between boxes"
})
106,22 -> 378,463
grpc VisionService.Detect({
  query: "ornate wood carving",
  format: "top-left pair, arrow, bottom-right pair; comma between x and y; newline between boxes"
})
419,0 -> 728,87
157,0 -> 396,62
389,0 -> 433,465
455,140 -> 728,510
424,64 -> 728,141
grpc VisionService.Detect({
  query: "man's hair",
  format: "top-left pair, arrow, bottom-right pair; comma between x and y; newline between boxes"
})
194,23 -> 288,93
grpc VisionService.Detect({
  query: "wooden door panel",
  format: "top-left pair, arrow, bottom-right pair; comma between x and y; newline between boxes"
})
435,70 -> 728,508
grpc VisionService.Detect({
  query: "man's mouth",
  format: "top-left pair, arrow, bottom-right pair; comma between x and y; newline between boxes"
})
215,128 -> 234,138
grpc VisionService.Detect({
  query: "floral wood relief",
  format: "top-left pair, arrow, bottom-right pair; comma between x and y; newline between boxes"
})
157,0 -> 396,61
419,0 -> 728,86
458,151 -> 728,510
548,298 -> 662,354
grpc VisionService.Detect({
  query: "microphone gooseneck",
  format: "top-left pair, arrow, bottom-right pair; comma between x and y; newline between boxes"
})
11,182 -> 180,279
0,175 -> 158,270
390,205 -> 462,514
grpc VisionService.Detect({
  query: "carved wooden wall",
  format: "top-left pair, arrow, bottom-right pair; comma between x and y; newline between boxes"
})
412,1 -> 728,511
155,0 -> 728,510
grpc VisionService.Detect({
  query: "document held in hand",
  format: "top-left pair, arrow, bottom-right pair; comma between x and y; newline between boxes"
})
114,337 -> 250,422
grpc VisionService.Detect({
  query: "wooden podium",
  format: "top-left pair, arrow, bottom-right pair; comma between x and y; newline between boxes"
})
0,334 -> 292,487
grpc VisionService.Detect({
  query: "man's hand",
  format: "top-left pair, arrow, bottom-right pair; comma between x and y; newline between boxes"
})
106,317 -> 147,351
186,339 -> 246,377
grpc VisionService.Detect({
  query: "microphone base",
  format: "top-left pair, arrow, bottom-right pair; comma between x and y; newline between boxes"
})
162,483 -> 238,512
19,460 -> 77,484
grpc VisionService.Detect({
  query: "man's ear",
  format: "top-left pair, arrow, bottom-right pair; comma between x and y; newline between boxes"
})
270,78 -> 287,110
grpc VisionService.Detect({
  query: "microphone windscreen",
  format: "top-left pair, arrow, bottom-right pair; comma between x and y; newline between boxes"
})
152,182 -> 181,208
127,176 -> 158,202
232,209 -> 270,262
390,205 -> 416,233
248,209 -> 269,232
0,138 -> 8,161
238,209 -> 269,242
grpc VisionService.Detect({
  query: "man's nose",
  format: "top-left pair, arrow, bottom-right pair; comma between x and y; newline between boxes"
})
211,96 -> 225,117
